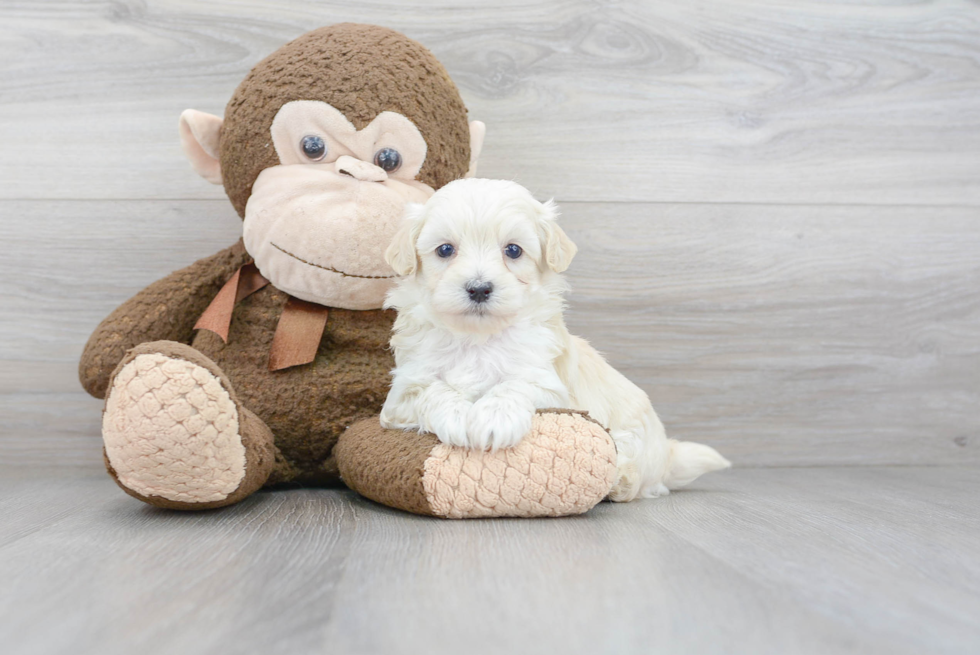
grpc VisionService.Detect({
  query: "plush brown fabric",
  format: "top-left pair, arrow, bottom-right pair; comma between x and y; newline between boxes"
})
220,23 -> 471,217
80,25 -> 609,518
190,285 -> 396,486
102,341 -> 278,510
79,240 -> 251,399
82,241 -> 395,490
336,410 -> 618,518
336,418 -> 439,516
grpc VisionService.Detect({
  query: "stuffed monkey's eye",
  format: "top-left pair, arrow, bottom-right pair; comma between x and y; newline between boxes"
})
504,244 -> 523,259
374,147 -> 402,172
436,244 -> 455,258
301,135 -> 326,161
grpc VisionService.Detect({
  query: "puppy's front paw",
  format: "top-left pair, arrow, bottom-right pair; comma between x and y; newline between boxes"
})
426,402 -> 472,448
466,397 -> 534,451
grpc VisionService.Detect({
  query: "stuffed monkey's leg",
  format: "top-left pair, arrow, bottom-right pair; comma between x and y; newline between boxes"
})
336,410 -> 618,519
102,341 -> 278,510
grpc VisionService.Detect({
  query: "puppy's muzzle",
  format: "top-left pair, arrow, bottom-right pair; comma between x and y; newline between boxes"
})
466,282 -> 493,304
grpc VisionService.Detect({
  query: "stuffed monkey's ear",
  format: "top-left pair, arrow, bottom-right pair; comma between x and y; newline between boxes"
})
179,109 -> 223,185
465,121 -> 486,178
385,203 -> 427,276
539,199 -> 578,273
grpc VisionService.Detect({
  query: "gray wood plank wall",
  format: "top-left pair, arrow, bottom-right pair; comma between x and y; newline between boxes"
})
1,0 -> 978,467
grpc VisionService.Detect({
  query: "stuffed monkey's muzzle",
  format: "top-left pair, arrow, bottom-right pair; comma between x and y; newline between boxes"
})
243,163 -> 434,309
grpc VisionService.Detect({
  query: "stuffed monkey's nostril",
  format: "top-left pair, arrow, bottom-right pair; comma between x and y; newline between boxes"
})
334,155 -> 388,182
466,282 -> 493,304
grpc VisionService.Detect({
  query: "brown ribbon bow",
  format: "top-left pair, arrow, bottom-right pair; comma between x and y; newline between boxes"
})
194,264 -> 330,371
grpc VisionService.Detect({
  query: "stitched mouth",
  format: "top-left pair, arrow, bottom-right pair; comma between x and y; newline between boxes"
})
271,243 -> 398,280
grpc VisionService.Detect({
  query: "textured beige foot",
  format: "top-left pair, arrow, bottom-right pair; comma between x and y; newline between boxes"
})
337,410 -> 617,519
103,350 -> 247,504
423,411 -> 617,518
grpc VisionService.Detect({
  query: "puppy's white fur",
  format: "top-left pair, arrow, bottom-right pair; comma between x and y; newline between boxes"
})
380,179 -> 730,501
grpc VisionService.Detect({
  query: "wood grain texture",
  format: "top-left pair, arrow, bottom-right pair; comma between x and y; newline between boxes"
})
2,6 -> 979,655
1,465 -> 978,655
560,202 -> 980,466
2,199 -> 976,466
1,0 -> 978,204
0,198 -> 242,466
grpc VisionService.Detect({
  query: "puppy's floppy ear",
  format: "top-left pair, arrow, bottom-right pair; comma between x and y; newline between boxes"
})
385,203 -> 427,276
538,199 -> 577,273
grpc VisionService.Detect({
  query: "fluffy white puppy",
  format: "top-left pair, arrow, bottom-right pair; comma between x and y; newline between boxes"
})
380,178 -> 730,501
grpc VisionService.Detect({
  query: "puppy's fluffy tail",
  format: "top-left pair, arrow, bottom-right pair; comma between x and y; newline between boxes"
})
662,439 -> 731,490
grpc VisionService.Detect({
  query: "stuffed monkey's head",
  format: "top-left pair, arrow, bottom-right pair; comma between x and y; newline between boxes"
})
179,24 -> 485,309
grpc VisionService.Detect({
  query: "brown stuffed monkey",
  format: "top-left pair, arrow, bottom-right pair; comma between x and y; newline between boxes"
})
79,24 -> 616,518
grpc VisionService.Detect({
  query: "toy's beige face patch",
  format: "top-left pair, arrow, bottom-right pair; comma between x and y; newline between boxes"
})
244,101 -> 435,310
270,101 -> 428,178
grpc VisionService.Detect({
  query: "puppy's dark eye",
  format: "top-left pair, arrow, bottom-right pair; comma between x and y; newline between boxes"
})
301,135 -> 326,161
374,147 -> 402,172
437,243 -> 455,258
504,244 -> 523,259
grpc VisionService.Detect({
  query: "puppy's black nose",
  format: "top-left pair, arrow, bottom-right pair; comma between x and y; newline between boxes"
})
466,282 -> 493,304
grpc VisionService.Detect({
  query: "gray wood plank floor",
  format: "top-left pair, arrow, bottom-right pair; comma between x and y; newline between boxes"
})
1,465 -> 978,655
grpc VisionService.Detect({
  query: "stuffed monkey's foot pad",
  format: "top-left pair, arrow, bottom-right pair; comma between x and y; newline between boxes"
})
337,410 -> 618,519
102,342 -> 274,509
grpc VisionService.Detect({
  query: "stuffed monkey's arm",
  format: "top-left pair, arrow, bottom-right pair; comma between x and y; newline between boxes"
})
78,239 -> 251,399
